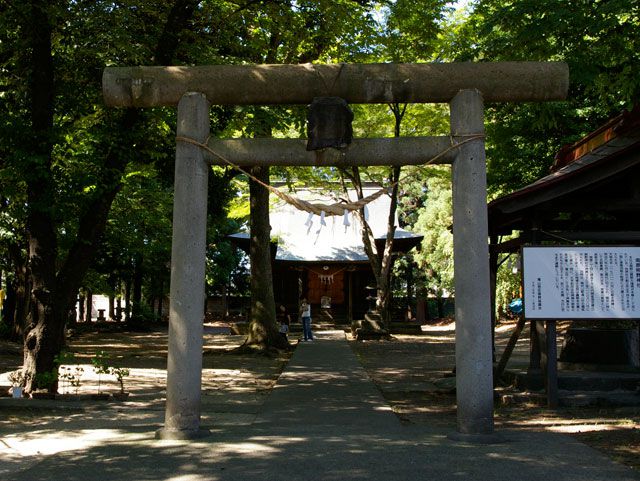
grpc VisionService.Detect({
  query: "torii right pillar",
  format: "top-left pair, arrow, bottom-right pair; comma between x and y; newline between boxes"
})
450,89 -> 494,436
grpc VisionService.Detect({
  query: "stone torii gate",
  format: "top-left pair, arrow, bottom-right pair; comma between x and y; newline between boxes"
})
102,62 -> 569,440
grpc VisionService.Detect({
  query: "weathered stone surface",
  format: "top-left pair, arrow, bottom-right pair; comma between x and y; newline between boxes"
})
351,315 -> 392,341
103,62 -> 569,107
204,137 -> 456,167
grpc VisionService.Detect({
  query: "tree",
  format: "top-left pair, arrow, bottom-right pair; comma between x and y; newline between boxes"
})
216,1 -> 385,349
5,0 -> 206,392
242,166 -> 289,351
451,0 -> 640,197
412,168 -> 454,317
339,102 -> 407,325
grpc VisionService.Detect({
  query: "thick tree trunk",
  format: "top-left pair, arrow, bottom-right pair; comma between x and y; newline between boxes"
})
108,294 -> 115,320
22,0 -> 58,393
244,166 -> 288,350
78,291 -> 85,323
20,0 -> 201,390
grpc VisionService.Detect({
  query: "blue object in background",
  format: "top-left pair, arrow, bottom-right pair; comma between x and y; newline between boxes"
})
509,298 -> 523,314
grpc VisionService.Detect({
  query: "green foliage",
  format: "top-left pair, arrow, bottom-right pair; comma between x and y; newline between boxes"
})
59,365 -> 84,395
110,366 -> 130,394
411,167 -> 455,297
380,0 -> 452,62
6,0 -> 635,363
34,370 -> 58,391
8,369 -> 29,387
451,0 -> 640,196
92,350 -> 129,393
495,253 -> 522,319
91,351 -> 111,376
130,302 -> 159,326
54,350 -> 83,394
92,350 -> 110,393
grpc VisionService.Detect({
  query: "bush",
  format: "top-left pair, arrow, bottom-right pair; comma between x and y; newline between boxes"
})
128,302 -> 159,329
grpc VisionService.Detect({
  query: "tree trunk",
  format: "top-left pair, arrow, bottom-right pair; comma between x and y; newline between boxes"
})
5,245 -> 30,341
243,166 -> 288,350
4,277 -> 25,342
13,275 -> 31,340
19,0 -> 202,390
78,291 -> 85,323
375,105 -> 405,324
124,278 -> 132,322
131,253 -> 143,322
346,165 -> 400,327
108,294 -> 115,320
22,0 -> 59,393
85,290 -> 93,322
341,104 -> 406,328
156,278 -> 164,319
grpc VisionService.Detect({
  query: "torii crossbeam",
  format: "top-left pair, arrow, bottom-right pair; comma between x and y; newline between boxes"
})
102,61 -> 569,441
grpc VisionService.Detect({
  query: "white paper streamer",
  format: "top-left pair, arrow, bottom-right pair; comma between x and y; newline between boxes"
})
304,212 -> 313,227
343,209 -> 351,227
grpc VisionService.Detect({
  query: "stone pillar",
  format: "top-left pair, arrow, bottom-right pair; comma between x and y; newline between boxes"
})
450,89 -> 494,436
157,92 -> 210,440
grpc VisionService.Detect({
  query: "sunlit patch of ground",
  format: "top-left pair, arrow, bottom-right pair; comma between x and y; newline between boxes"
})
2,321 -> 639,472
0,325 -> 292,467
350,324 -> 640,471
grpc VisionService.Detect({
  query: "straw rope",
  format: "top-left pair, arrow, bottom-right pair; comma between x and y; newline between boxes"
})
175,133 -> 484,216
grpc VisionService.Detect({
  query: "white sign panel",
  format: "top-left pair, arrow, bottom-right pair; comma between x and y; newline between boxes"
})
522,246 -> 640,319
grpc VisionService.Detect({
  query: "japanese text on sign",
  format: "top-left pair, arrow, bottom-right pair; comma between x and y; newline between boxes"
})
522,246 -> 640,319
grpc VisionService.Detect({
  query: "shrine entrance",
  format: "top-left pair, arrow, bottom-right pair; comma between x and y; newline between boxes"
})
306,267 -> 345,306
102,62 -> 569,440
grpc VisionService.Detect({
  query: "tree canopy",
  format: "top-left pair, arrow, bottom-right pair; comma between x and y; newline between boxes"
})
0,0 -> 638,380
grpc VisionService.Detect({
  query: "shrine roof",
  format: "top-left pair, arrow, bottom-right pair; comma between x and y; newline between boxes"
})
229,184 -> 423,262
488,105 -> 640,237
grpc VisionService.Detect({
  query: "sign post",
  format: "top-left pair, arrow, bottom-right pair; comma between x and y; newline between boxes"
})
522,246 -> 640,407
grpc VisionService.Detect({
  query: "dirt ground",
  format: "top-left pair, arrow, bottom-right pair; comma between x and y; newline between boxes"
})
349,320 -> 640,471
1,321 -> 638,471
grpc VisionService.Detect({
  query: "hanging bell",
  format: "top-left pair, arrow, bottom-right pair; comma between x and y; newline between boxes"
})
306,97 -> 354,151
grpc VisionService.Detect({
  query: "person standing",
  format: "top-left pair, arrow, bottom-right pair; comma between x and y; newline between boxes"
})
299,298 -> 313,341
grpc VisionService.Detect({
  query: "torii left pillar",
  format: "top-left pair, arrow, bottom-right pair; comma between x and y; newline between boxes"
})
156,92 -> 210,439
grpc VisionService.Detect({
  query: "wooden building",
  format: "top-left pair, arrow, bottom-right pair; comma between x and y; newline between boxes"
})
488,106 -> 640,398
230,184 -> 423,323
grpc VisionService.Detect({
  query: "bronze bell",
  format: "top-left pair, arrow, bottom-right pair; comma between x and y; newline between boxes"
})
306,97 -> 353,151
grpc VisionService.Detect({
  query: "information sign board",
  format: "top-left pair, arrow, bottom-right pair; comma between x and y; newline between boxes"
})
522,246 -> 640,319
